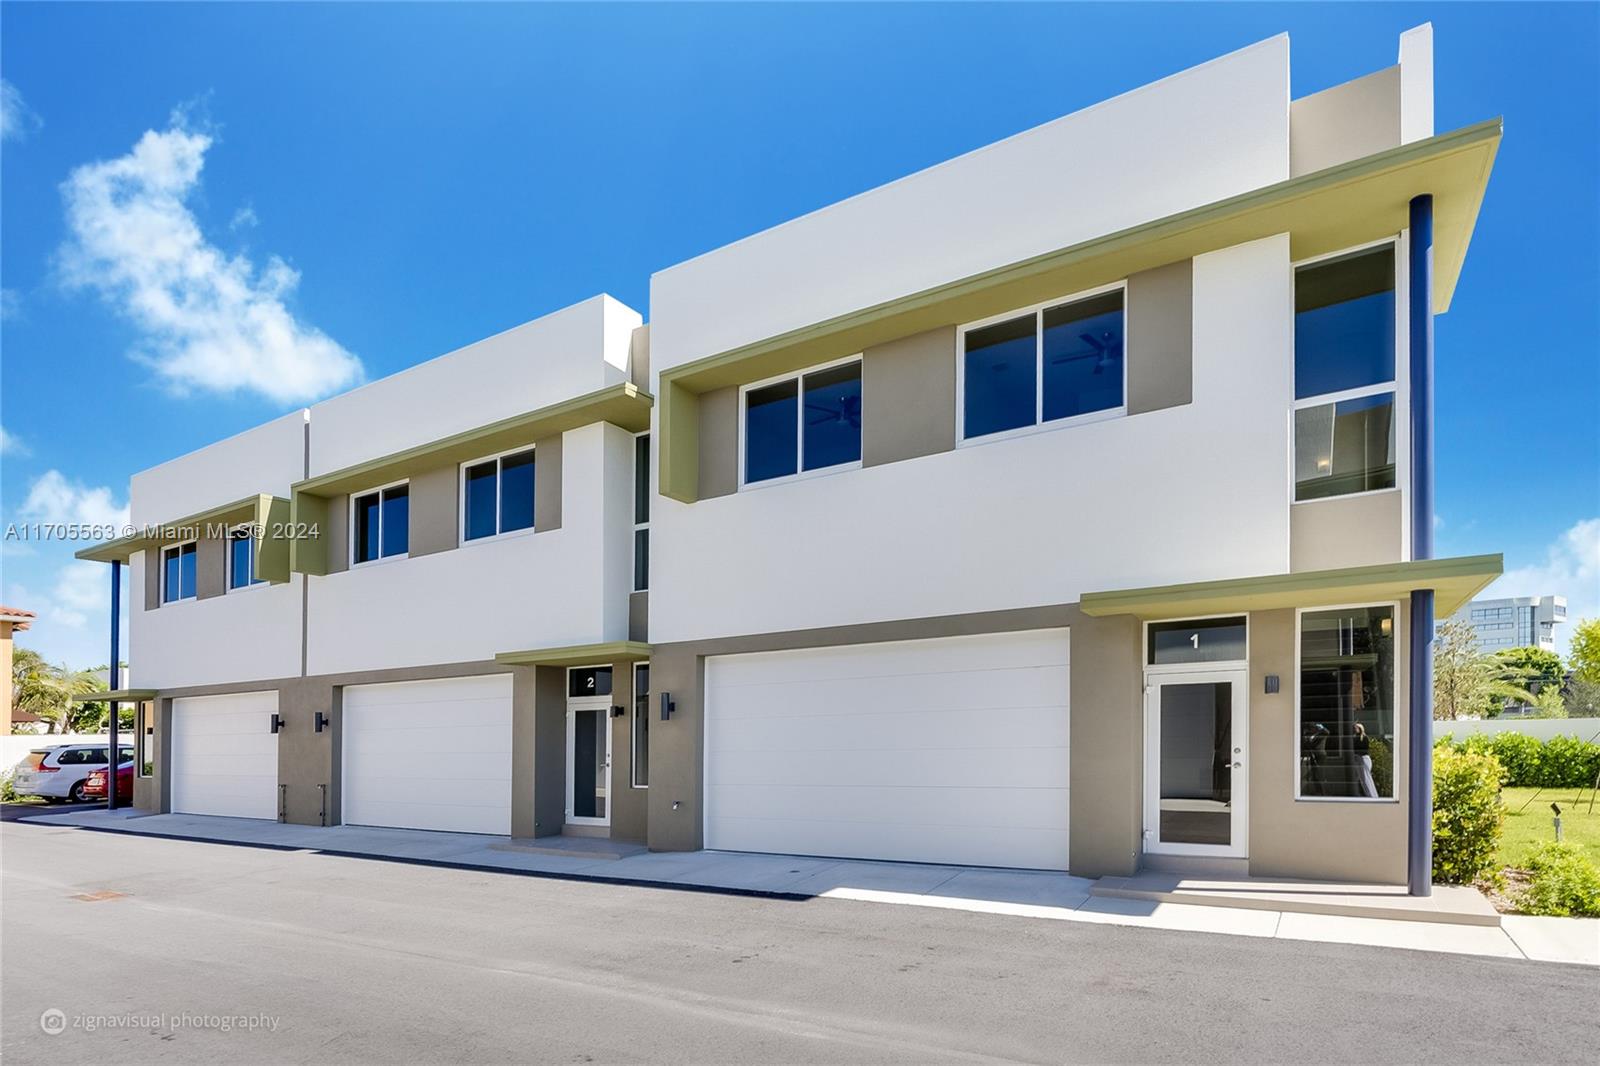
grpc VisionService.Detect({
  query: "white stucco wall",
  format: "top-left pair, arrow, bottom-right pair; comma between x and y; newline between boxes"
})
307,294 -> 641,478
651,234 -> 1295,644
649,35 -> 1290,374
306,423 -> 629,675
129,410 -> 307,527
130,570 -> 305,689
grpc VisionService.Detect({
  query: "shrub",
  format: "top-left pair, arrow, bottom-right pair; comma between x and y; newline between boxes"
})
1514,842 -> 1600,917
1487,732 -> 1543,785
0,770 -> 16,804
1538,734 -> 1600,789
1434,731 -> 1600,788
1432,748 -> 1505,884
1369,737 -> 1393,798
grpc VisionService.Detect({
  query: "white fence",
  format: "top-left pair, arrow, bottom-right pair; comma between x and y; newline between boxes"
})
1435,718 -> 1600,743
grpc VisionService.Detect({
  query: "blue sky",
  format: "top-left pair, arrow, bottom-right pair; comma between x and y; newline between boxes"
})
2,2 -> 1596,667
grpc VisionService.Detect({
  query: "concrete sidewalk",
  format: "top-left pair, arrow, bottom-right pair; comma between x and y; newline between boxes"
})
22,808 -> 1598,967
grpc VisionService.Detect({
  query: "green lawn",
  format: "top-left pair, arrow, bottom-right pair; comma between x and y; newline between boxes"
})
1496,786 -> 1600,869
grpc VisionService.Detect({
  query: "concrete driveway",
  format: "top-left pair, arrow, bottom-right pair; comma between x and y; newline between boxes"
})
2,819 -> 1594,1065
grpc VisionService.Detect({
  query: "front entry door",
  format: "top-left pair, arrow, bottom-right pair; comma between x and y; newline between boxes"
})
1144,669 -> 1247,857
566,666 -> 613,827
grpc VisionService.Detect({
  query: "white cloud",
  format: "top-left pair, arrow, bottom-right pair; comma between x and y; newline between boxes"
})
0,288 -> 20,320
20,469 -> 130,530
58,115 -> 363,404
1,78 -> 42,141
1486,516 -> 1600,657
230,205 -> 259,231
0,425 -> 28,457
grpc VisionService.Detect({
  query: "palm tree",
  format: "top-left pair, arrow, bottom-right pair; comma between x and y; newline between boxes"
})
10,649 -> 107,734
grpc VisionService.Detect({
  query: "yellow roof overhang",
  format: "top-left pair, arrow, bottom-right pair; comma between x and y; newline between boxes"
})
657,119 -> 1500,502
289,382 -> 652,575
74,494 -> 292,583
1079,554 -> 1503,622
69,688 -> 158,703
494,641 -> 652,668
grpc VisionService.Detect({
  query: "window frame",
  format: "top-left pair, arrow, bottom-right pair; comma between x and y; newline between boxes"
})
226,525 -> 266,593
632,431 -> 650,592
956,279 -> 1129,447
349,478 -> 411,568
1290,238 -> 1406,508
1292,600 -> 1401,804
136,703 -> 154,778
631,660 -> 649,789
737,353 -> 865,491
457,445 -> 539,547
161,539 -> 198,603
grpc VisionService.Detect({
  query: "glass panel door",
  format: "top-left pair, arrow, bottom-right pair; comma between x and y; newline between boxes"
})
571,708 -> 607,820
1144,670 -> 1247,857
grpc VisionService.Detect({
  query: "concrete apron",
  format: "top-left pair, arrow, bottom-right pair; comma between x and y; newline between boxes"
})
18,809 -> 1597,967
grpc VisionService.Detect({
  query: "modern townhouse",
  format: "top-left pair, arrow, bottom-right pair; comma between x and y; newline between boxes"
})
79,25 -> 1503,894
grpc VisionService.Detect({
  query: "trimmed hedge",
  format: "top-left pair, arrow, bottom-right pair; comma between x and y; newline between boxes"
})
1432,749 -> 1506,885
1435,730 -> 1600,789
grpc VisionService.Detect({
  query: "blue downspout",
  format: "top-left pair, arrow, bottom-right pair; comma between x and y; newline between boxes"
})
1408,194 -> 1435,897
108,559 -> 121,810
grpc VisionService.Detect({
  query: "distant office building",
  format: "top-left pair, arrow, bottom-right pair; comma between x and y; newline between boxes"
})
1456,595 -> 1567,652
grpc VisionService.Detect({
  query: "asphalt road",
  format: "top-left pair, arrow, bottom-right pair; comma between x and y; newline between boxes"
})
0,800 -> 102,822
1,820 -> 1593,1066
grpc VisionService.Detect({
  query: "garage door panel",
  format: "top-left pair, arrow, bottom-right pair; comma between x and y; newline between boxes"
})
711,666 -> 1068,721
712,705 -> 1069,754
706,816 -> 1069,870
704,629 -> 1069,869
171,692 -> 280,820
710,631 -> 1068,687
343,675 -> 512,835
712,745 -> 1070,788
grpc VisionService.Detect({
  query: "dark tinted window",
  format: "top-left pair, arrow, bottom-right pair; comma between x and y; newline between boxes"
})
1148,617 -> 1248,665
634,434 -> 650,525
380,485 -> 409,557
163,547 -> 183,603
963,314 -> 1036,438
633,528 -> 649,593
802,363 -> 862,471
1043,291 -> 1124,421
1300,605 -> 1395,799
1295,246 -> 1395,399
499,449 -> 536,533
568,667 -> 613,698
229,531 -> 259,589
464,460 -> 497,541
178,544 -> 196,599
354,492 -> 381,563
1294,392 -> 1396,500
633,664 -> 650,788
745,379 -> 798,483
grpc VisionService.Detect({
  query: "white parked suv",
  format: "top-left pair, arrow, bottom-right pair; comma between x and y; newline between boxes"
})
11,744 -> 134,803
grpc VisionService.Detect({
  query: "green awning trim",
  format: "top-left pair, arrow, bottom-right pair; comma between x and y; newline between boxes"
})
69,688 -> 158,703
74,495 -> 292,584
1079,554 -> 1503,621
290,382 -> 652,576
494,641 -> 652,668
656,119 -> 1501,502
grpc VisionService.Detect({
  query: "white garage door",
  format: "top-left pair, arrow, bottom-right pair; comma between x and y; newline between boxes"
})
705,629 -> 1070,870
342,674 -> 513,835
171,692 -> 280,819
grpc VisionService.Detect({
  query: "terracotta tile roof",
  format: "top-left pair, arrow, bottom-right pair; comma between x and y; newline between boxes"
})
0,606 -> 35,631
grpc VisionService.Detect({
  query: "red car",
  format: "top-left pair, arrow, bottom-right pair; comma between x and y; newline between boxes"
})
82,762 -> 134,803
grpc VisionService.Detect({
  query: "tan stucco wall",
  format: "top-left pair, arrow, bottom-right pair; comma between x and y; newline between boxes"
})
195,535 -> 226,600
1126,259 -> 1194,416
324,493 -> 350,575
143,548 -> 162,609
1246,606 -> 1409,884
861,326 -> 956,467
1290,66 -> 1401,178
609,660 -> 649,843
531,665 -> 566,836
697,386 -> 739,500
131,701 -> 160,809
534,434 -> 563,532
0,622 -> 12,735
408,464 -> 460,558
628,591 -> 648,643
1067,611 -> 1145,877
629,324 -> 651,391
1290,491 -> 1404,572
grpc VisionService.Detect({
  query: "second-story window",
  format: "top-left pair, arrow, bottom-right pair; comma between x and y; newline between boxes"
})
228,528 -> 264,590
1293,244 -> 1398,502
961,286 -> 1125,441
162,542 -> 197,603
633,433 -> 649,591
353,482 -> 409,564
742,357 -> 862,486
462,448 -> 536,542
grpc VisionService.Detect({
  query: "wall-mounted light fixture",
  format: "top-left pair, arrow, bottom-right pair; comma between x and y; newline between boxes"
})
1264,675 -> 1280,695
610,704 -> 625,718
314,711 -> 330,733
659,692 -> 675,721
270,713 -> 284,734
